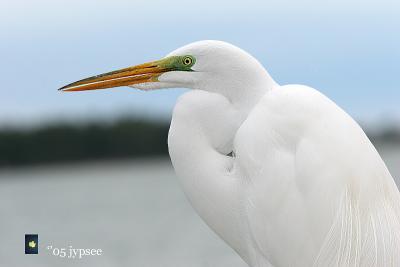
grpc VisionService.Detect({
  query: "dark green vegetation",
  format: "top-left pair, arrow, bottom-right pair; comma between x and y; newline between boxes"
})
0,119 -> 169,167
370,127 -> 400,146
0,119 -> 398,168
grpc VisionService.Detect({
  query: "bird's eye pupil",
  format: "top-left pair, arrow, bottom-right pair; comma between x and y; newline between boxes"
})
183,57 -> 192,65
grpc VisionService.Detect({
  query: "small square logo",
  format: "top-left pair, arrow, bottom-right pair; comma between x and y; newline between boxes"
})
25,234 -> 38,254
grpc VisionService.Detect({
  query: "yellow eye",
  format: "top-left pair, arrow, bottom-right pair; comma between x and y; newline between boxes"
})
182,56 -> 193,66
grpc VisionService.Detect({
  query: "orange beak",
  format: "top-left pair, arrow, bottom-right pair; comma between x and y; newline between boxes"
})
59,60 -> 170,92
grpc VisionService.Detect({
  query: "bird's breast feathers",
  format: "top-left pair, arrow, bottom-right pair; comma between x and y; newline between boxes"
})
232,84 -> 400,266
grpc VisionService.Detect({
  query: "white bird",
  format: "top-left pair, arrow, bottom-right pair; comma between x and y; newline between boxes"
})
60,40 -> 400,267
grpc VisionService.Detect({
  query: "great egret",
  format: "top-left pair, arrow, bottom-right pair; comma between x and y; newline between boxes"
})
60,40 -> 400,267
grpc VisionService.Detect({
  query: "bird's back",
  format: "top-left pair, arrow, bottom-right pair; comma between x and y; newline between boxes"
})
233,85 -> 400,267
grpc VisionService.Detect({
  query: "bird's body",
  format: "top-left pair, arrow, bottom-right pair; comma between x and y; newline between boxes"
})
169,84 -> 400,266
61,40 -> 400,267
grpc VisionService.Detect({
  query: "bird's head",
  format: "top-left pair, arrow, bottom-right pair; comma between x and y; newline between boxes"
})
60,40 -> 275,105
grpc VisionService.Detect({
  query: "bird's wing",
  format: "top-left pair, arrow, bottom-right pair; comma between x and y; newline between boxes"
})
234,85 -> 400,267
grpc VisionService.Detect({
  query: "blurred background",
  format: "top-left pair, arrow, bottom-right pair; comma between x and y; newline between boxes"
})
0,0 -> 399,266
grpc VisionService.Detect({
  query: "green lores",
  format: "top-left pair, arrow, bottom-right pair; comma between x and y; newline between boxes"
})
158,55 -> 196,72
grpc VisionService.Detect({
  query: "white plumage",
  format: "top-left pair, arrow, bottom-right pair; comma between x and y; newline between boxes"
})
61,40 -> 400,267
166,41 -> 400,267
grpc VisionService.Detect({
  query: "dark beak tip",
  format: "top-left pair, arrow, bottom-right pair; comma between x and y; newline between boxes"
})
58,83 -> 73,91
58,86 -> 72,92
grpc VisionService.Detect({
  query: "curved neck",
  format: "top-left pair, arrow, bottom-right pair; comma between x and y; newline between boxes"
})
213,78 -> 276,112
197,59 -> 277,111
167,90 -> 255,262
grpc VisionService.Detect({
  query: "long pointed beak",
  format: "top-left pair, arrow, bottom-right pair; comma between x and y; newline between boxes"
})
59,59 -> 170,92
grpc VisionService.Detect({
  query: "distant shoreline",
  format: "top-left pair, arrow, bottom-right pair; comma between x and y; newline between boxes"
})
0,119 -> 398,168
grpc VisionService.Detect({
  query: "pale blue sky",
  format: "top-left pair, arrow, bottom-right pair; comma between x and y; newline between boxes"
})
0,0 -> 399,128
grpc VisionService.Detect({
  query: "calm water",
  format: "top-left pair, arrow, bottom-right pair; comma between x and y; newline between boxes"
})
0,145 -> 399,267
